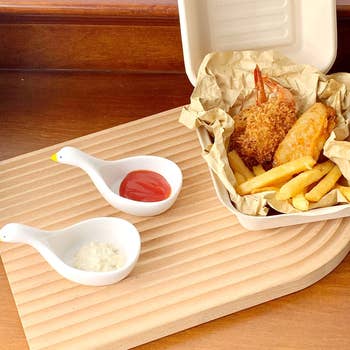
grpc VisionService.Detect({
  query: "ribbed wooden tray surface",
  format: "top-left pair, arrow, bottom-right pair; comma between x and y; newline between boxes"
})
1,107 -> 350,350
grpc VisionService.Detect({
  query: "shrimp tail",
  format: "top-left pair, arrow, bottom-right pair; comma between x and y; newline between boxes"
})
263,77 -> 295,109
254,65 -> 267,105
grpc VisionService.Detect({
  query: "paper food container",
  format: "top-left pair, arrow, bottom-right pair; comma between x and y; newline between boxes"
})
197,126 -> 350,231
178,0 -> 337,86
177,0 -> 349,230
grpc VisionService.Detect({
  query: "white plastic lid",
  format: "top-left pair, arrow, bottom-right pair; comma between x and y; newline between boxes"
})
178,0 -> 337,86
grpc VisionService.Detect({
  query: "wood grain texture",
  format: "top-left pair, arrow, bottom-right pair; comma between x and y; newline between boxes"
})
0,70 -> 193,350
0,0 -> 182,71
1,71 -> 350,350
0,0 -> 178,18
1,4 -> 350,344
0,71 -> 193,160
0,261 -> 26,350
1,107 -> 350,350
0,23 -> 184,71
0,3 -> 349,72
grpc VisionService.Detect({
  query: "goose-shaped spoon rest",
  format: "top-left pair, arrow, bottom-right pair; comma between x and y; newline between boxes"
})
51,147 -> 182,216
0,217 -> 141,286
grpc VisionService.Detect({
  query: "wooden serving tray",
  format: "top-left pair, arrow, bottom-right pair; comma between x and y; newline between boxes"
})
1,107 -> 350,350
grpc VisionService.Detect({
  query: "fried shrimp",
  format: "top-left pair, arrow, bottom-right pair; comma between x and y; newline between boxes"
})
229,65 -> 297,168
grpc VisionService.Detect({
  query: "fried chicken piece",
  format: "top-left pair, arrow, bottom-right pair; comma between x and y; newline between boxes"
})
229,65 -> 297,168
273,102 -> 336,166
230,99 -> 297,168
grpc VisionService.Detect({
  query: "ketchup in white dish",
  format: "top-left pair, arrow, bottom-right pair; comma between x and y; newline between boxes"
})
119,170 -> 171,202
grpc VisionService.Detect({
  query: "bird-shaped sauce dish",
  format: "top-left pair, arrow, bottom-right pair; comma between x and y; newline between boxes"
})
0,217 -> 141,286
51,147 -> 183,216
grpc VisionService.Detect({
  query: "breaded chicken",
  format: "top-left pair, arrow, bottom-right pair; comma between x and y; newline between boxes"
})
273,102 -> 336,166
229,65 -> 297,168
230,99 -> 297,168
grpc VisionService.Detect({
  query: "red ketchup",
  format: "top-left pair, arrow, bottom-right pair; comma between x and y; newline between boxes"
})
119,170 -> 171,202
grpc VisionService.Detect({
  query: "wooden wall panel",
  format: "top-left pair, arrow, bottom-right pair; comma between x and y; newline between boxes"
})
0,23 -> 185,71
0,3 -> 349,73
0,0 -> 178,18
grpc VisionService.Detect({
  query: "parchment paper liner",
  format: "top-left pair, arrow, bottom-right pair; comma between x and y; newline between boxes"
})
180,50 -> 350,215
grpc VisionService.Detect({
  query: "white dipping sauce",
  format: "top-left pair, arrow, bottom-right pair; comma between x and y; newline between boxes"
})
74,241 -> 123,272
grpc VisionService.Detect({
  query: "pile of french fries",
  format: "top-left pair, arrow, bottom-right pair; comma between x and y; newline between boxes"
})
228,149 -> 350,211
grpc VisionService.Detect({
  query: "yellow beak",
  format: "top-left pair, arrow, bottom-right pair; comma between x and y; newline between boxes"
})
50,153 -> 58,162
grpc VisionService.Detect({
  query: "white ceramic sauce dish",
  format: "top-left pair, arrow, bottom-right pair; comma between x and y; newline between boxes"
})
51,147 -> 183,216
0,217 -> 141,286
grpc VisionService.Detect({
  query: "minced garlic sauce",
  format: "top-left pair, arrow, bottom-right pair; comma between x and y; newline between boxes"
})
74,241 -> 123,272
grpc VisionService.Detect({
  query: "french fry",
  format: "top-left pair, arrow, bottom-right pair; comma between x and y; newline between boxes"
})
291,192 -> 309,211
275,175 -> 293,187
251,186 -> 280,194
275,161 -> 333,200
235,172 -> 246,185
237,156 -> 316,195
228,150 -> 254,180
336,184 -> 350,201
250,180 -> 287,194
305,165 -> 342,202
252,165 -> 265,176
